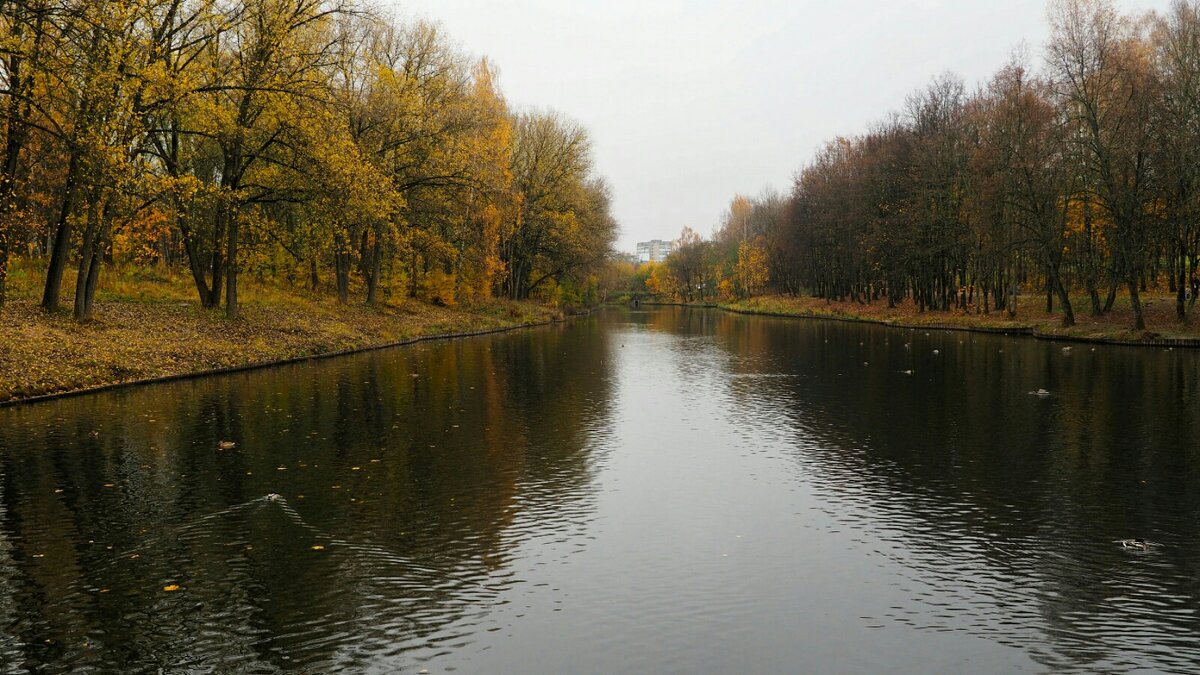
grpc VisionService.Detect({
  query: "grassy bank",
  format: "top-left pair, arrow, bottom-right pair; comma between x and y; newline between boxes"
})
0,264 -> 562,404
722,293 -> 1200,345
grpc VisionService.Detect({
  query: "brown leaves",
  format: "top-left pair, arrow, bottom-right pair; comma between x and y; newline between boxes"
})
1,282 -> 559,403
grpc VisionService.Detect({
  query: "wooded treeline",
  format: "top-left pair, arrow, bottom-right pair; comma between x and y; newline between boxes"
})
652,0 -> 1200,330
0,0 -> 616,320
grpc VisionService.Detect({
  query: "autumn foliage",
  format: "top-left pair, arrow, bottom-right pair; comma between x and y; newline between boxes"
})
641,0 -> 1200,333
0,0 -> 616,321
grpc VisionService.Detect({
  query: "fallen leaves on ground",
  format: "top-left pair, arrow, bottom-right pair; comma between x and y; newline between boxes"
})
1,291 -> 560,403
726,294 -> 1200,342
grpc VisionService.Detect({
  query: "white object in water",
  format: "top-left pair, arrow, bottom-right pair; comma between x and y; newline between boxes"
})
1115,538 -> 1158,551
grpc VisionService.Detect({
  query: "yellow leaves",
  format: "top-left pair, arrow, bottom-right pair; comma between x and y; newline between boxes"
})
112,208 -> 172,266
310,545 -> 325,551
162,584 -> 181,592
736,238 -> 770,299
645,264 -> 675,297
422,270 -> 458,308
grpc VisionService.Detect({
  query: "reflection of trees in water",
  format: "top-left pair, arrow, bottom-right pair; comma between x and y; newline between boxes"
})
655,308 -> 1200,671
0,319 -> 615,671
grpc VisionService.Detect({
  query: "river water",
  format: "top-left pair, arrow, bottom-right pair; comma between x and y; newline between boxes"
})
1,307 -> 1199,673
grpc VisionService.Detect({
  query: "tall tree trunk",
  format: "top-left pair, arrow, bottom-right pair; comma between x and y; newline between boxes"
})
208,234 -> 224,309
0,158 -> 16,311
179,217 -> 215,307
1051,268 -> 1074,328
364,237 -> 383,305
1128,276 -> 1145,331
74,242 -> 103,321
0,174 -> 15,308
1103,274 -> 1118,314
219,137 -> 242,317
334,250 -> 350,303
173,181 -> 217,308
41,148 -> 82,311
1088,283 -> 1102,316
224,206 -> 238,319
1191,256 -> 1199,310
0,12 -> 28,309
73,193 -> 106,321
1177,241 -> 1188,322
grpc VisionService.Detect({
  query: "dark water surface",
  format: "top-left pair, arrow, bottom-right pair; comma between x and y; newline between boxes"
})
2,307 -> 1200,673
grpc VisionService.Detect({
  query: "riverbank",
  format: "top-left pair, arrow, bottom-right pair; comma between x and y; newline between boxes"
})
720,294 -> 1200,347
0,275 -> 562,405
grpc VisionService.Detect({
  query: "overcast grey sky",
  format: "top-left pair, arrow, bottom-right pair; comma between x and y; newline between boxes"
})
394,0 -> 1170,253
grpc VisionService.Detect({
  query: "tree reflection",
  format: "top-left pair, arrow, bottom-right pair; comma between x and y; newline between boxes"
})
0,319 -> 614,671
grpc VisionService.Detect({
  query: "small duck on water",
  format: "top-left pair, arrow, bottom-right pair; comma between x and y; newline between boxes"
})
1116,538 -> 1159,551
266,493 -> 282,502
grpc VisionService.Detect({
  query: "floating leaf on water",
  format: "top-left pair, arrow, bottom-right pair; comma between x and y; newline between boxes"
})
162,584 -> 181,592
311,545 -> 325,551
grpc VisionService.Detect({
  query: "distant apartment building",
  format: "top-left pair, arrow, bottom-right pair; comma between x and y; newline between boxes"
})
636,239 -> 673,263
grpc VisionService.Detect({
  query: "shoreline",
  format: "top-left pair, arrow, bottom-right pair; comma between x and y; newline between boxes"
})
0,297 -> 574,409
0,316 -> 568,410
8,293 -> 1196,409
641,299 -> 1200,349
